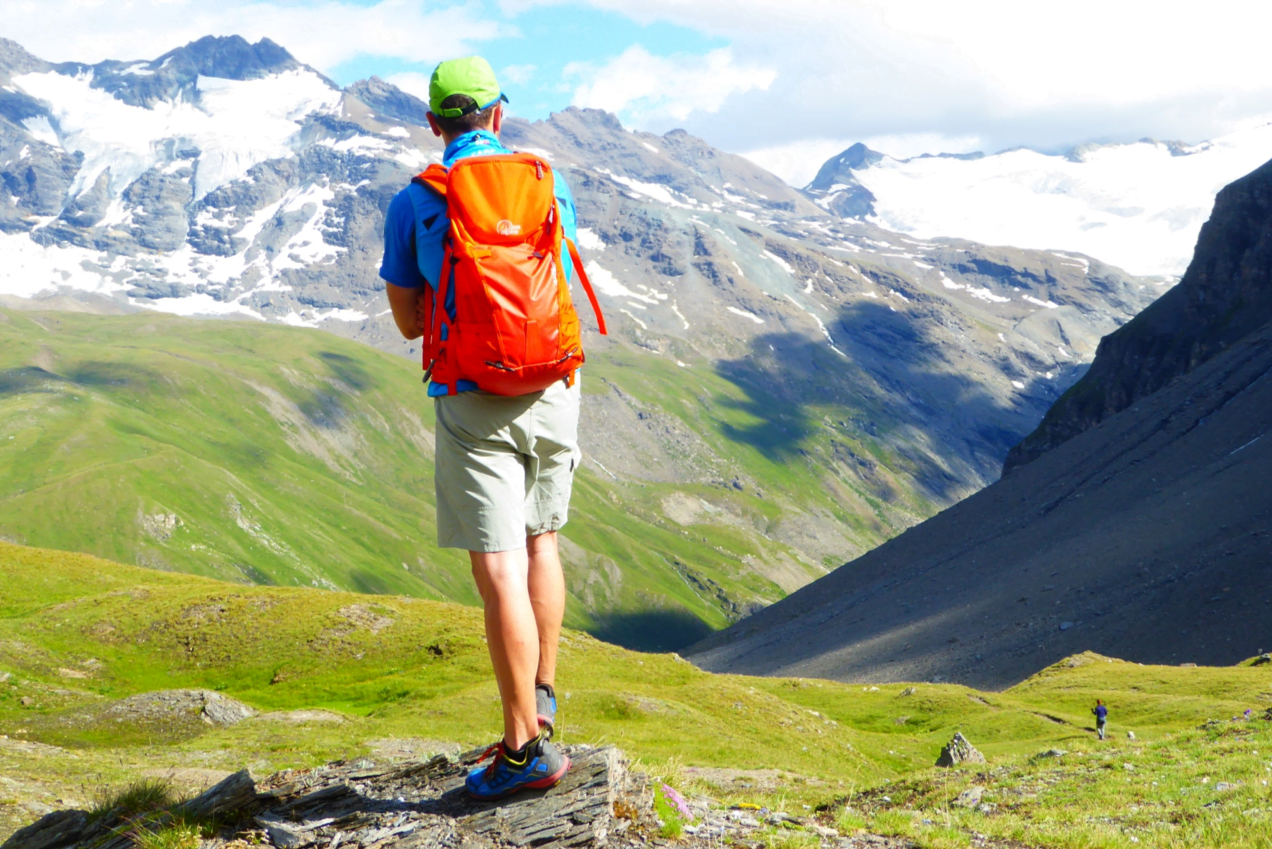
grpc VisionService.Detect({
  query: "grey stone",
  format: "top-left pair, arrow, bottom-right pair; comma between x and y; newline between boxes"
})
951,786 -> 984,808
0,809 -> 88,849
174,769 -> 258,819
1034,749 -> 1068,760
935,732 -> 987,767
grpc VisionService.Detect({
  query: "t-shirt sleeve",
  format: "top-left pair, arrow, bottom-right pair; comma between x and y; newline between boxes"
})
379,189 -> 429,289
554,171 -> 578,282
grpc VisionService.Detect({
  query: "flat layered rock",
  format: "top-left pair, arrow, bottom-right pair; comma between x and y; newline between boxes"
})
2,746 -> 655,849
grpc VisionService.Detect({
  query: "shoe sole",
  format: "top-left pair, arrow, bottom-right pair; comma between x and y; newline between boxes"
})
538,714 -> 555,738
466,755 -> 571,801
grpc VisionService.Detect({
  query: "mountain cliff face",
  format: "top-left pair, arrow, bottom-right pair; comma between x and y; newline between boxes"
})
1004,156 -> 1272,473
0,36 -> 1163,645
689,157 -> 1272,687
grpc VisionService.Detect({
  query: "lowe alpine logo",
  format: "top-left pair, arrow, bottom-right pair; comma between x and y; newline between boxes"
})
496,219 -> 522,236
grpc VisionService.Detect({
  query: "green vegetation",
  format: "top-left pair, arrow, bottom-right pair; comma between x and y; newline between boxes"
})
0,309 -> 946,649
1,543 -> 1269,847
133,822 -> 202,849
89,778 -> 174,822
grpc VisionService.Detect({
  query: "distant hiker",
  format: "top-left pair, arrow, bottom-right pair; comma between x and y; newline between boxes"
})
1093,699 -> 1108,740
380,56 -> 606,800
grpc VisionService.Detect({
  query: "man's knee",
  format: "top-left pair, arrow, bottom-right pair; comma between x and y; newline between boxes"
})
526,531 -> 557,557
471,551 -> 528,598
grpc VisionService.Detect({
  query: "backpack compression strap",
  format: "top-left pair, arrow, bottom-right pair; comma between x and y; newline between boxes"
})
413,164 -> 449,198
565,236 -> 608,336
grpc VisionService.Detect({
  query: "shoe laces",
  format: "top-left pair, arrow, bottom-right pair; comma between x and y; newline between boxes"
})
477,742 -> 505,779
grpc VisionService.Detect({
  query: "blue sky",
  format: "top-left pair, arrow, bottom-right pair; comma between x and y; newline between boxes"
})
5,0 -> 1272,186
325,2 -> 729,120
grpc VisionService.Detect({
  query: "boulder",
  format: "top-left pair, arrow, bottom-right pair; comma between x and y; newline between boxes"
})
0,810 -> 87,849
935,732 -> 987,767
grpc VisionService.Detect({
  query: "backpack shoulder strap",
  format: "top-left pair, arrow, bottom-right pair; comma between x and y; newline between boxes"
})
565,235 -> 608,336
411,163 -> 450,199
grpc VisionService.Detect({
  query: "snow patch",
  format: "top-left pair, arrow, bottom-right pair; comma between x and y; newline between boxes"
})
15,68 -> 341,202
727,306 -> 764,324
576,227 -> 606,252
0,231 -> 117,297
762,250 -> 794,274
599,168 -> 690,208
135,292 -> 265,321
1022,295 -> 1061,309
21,115 -> 59,147
585,260 -> 658,304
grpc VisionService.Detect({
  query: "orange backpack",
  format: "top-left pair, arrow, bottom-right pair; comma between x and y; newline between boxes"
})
413,153 -> 607,396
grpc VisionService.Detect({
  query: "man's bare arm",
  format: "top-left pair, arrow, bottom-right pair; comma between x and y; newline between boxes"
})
386,282 -> 425,340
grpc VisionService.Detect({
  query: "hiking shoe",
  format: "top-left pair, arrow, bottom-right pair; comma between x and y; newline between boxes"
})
465,731 -> 570,800
536,683 -> 557,737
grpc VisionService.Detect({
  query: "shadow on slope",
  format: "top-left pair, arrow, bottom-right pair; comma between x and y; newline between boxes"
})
589,609 -> 714,654
713,300 -> 1025,502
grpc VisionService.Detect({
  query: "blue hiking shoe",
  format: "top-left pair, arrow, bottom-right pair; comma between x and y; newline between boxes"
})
465,731 -> 570,801
536,683 -> 557,738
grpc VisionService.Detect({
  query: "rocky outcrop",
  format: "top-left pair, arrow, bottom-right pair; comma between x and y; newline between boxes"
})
935,733 -> 986,767
1004,155 -> 1272,473
801,143 -> 883,218
103,689 -> 256,727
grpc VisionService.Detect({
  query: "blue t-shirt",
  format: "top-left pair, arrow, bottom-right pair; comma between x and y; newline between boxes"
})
1095,705 -> 1108,721
379,130 -> 578,396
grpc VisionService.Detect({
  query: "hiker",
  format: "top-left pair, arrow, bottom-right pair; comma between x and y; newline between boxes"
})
380,56 -> 605,800
1093,699 -> 1108,739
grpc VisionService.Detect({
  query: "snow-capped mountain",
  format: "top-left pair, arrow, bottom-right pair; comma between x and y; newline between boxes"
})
802,127 -> 1272,278
0,35 -> 1168,607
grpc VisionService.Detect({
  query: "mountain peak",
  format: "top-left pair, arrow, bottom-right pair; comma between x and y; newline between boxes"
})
0,37 -> 49,77
346,76 -> 431,126
801,142 -> 884,217
152,35 -> 303,81
805,143 -> 884,190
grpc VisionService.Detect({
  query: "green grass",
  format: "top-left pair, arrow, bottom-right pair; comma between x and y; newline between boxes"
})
1,543 -> 1270,847
89,777 -> 174,821
0,309 -> 950,650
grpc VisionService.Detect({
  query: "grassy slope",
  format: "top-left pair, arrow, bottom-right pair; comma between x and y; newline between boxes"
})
0,309 -> 940,649
2,543 -> 1269,848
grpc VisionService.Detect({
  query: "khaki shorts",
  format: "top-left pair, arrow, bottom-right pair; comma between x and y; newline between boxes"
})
434,376 -> 582,553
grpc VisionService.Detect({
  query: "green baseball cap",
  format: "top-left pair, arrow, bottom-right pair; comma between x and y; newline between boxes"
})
429,56 -> 509,118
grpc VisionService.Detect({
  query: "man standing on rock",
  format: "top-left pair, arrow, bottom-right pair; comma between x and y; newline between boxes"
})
380,56 -> 603,799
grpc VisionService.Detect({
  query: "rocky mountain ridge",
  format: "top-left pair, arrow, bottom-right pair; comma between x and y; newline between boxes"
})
1005,155 -> 1272,473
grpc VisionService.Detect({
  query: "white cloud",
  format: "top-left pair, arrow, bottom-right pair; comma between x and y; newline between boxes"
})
565,46 -> 775,123
0,0 -> 506,71
741,139 -> 857,188
500,63 -> 537,85
384,72 -> 432,102
514,0 -> 1272,163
